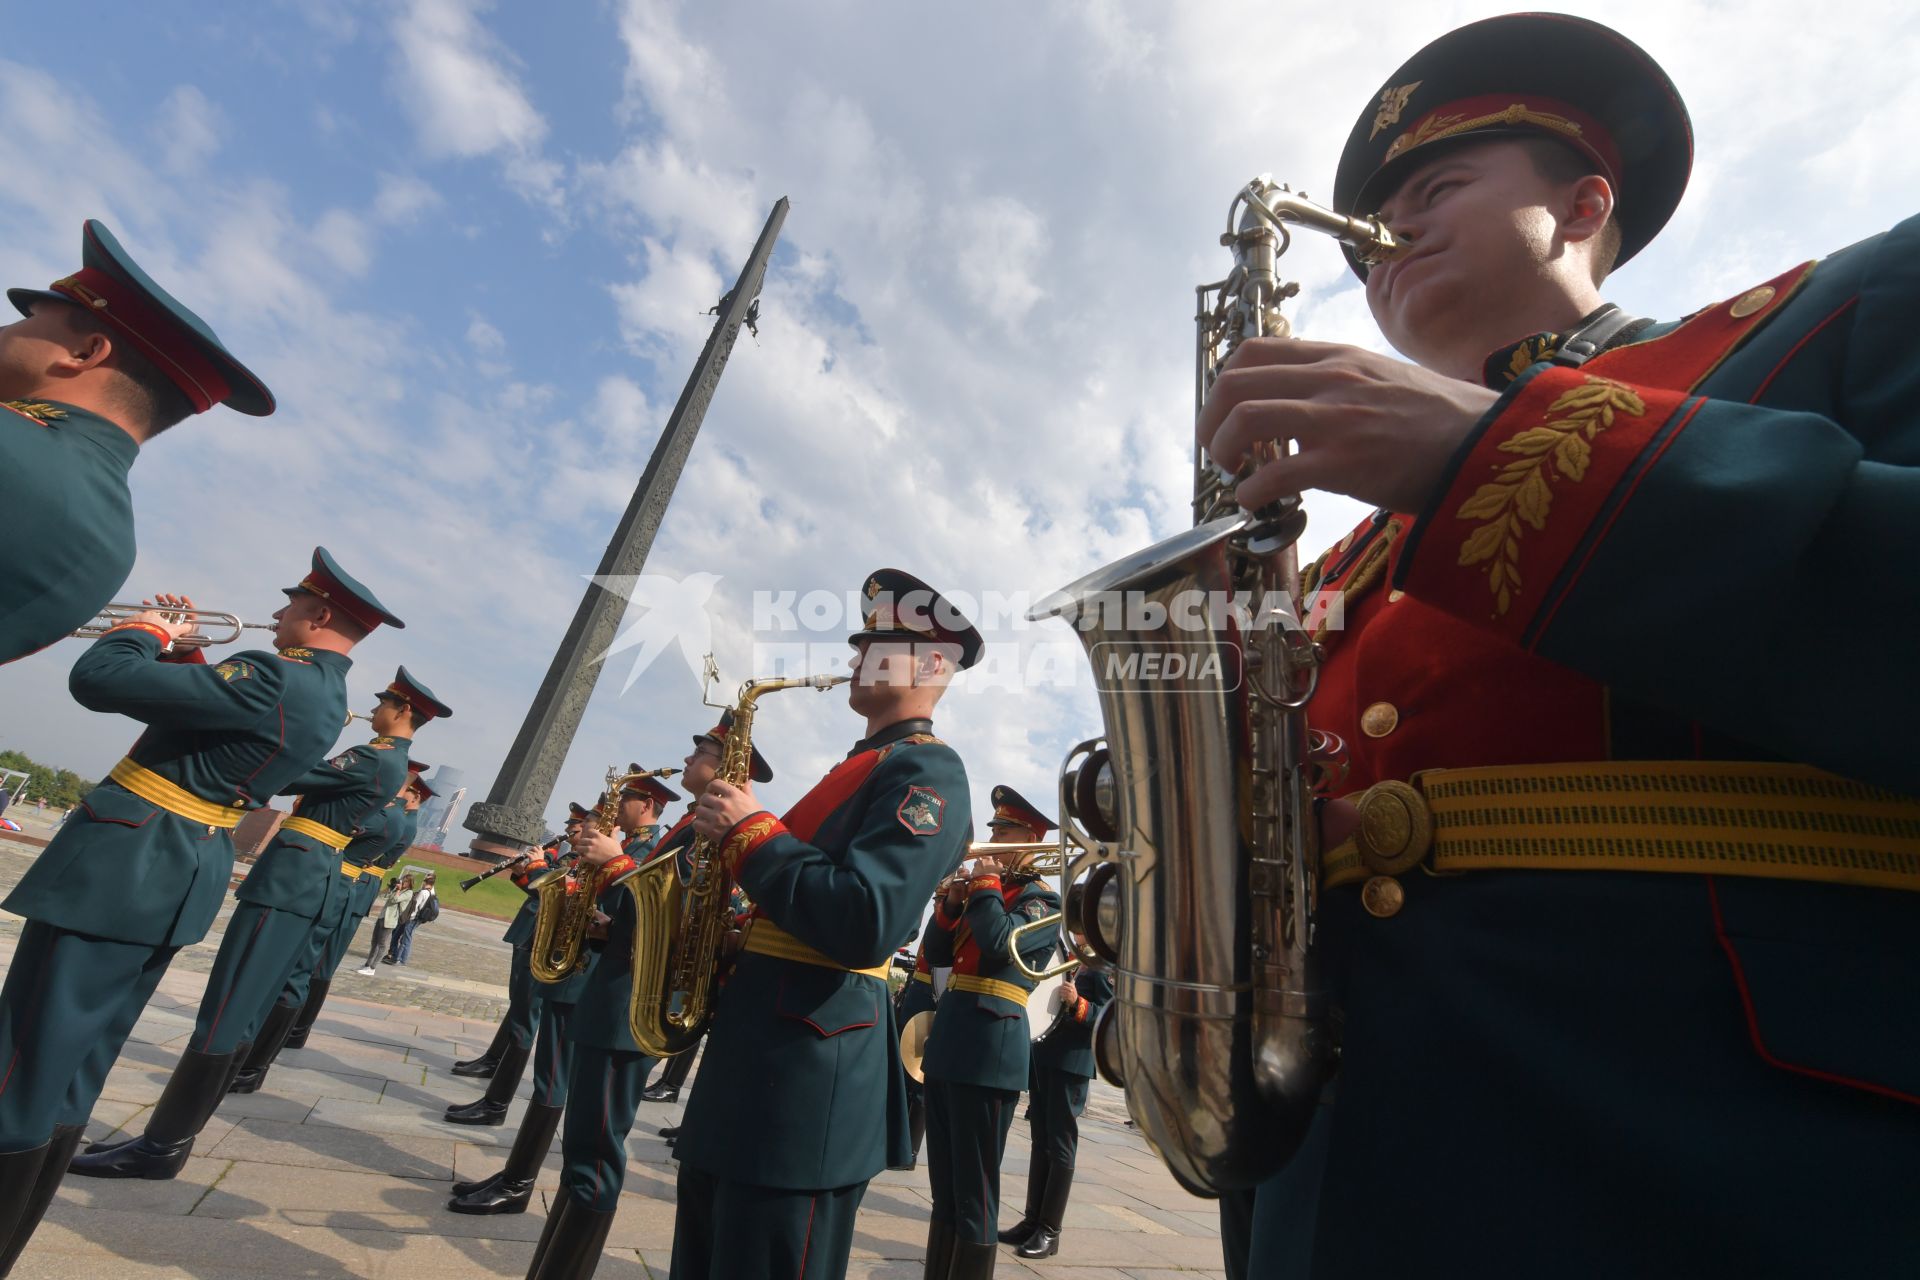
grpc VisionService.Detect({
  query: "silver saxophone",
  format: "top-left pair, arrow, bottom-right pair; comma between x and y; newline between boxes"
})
1030,178 -> 1399,1195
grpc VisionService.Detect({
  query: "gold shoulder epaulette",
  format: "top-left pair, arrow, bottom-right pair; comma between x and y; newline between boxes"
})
3,400 -> 67,422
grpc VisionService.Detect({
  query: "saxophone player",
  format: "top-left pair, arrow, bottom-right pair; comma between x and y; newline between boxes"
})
515,717 -> 773,1279
668,569 -> 980,1280
918,785 -> 1061,1280
449,803 -> 592,1083
1194,14 -> 1920,1277
446,770 -> 675,1215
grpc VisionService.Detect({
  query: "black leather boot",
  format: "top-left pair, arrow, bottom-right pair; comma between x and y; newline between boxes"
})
284,977 -> 331,1050
69,1049 -> 234,1180
920,1216 -> 954,1280
527,1199 -> 614,1280
0,1125 -> 84,1276
1014,1157 -> 1075,1260
451,1018 -> 513,1077
448,1101 -> 562,1214
444,1040 -> 531,1125
523,1190 -> 572,1279
229,997 -> 301,1094
0,1138 -> 53,1275
643,1044 -> 695,1102
948,1239 -> 998,1279
997,1144 -> 1046,1245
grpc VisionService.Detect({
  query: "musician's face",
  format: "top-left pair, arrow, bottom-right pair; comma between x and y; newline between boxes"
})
682,743 -> 722,797
270,592 -> 326,648
1364,140 -> 1567,361
846,639 -> 950,717
616,793 -> 657,832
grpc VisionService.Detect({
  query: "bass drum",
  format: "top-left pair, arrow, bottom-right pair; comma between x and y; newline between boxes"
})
1029,970 -> 1069,1042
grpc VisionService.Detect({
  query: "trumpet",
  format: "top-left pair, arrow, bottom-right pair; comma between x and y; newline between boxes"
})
73,603 -> 274,650
962,840 -> 1064,878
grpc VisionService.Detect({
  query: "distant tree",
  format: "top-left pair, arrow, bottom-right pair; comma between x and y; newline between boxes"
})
0,750 -> 96,809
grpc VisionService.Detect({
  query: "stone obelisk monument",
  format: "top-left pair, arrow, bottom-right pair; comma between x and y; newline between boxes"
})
463,197 -> 789,854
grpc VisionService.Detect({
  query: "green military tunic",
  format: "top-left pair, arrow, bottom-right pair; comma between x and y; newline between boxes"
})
0,400 -> 136,665
670,718 -> 970,1280
282,798 -> 414,1009
559,817 -> 691,1210
920,874 -> 1060,1246
0,627 -> 348,1149
186,735 -> 410,1053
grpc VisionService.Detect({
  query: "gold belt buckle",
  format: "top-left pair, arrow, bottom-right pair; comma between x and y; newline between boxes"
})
1351,779 -> 1433,876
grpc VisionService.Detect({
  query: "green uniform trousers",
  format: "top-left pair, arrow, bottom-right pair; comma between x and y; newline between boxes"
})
558,1044 -> 657,1211
529,995 -> 576,1107
190,901 -> 314,1053
506,946 -> 541,1052
0,922 -> 177,1149
1219,1186 -> 1256,1280
1027,1062 -> 1088,1168
924,1079 -> 1017,1245
668,1163 -> 867,1280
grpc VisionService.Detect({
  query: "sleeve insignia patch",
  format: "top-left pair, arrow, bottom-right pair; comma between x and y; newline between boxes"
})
213,661 -> 253,682
1020,898 -> 1052,921
897,786 -> 945,835
327,750 -> 358,770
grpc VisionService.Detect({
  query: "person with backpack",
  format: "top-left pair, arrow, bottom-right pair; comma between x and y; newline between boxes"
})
388,872 -> 436,965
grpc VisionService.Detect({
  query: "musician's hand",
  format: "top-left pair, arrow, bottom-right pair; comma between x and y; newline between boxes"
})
693,778 -> 759,840
720,928 -> 746,958
968,854 -> 1003,879
942,876 -> 966,908
1196,338 -> 1500,515
132,593 -> 199,644
573,829 -> 625,868
586,913 -> 610,941
1318,797 -> 1362,851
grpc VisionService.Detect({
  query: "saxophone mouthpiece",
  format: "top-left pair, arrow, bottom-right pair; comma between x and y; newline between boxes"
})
810,675 -> 853,690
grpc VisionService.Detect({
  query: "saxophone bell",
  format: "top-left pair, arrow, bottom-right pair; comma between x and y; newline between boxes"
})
1028,177 -> 1350,1196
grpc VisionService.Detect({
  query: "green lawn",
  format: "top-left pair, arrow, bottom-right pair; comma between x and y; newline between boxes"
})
428,865 -> 528,921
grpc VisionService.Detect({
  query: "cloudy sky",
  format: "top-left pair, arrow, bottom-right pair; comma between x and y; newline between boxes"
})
1,1 -> 1912,841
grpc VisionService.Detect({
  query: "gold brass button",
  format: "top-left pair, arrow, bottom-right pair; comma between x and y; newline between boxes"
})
1387,589 -> 1405,603
1361,876 -> 1405,918
1361,701 -> 1399,738
1352,779 -> 1434,875
1730,285 -> 1776,319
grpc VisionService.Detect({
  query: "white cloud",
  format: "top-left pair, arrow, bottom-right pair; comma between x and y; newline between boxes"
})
373,172 -> 443,224
155,85 -> 223,173
311,208 -> 373,276
388,0 -> 560,212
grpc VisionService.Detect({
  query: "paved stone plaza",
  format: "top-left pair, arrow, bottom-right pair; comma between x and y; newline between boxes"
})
0,841 -> 1227,1279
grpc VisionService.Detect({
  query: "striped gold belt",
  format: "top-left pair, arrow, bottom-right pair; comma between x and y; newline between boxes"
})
341,861 -> 384,879
108,758 -> 244,829
911,970 -> 933,985
743,919 -> 890,980
949,974 -> 1032,1005
1323,761 -> 1920,894
280,815 -> 352,851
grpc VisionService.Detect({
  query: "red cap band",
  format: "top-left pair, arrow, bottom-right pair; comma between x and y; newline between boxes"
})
50,268 -> 231,413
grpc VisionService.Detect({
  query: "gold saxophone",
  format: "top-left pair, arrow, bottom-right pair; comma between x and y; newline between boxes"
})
527,765 -> 654,984
617,673 -> 848,1057
1030,180 -> 1398,1194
